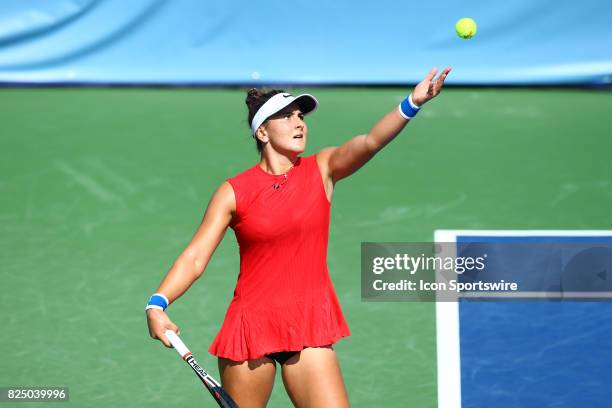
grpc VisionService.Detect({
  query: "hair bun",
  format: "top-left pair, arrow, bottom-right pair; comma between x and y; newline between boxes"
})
246,88 -> 263,105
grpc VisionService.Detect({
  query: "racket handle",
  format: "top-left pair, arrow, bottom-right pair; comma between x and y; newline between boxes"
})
165,329 -> 190,358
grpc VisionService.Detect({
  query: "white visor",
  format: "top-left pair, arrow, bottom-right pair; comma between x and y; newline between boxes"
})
250,92 -> 318,136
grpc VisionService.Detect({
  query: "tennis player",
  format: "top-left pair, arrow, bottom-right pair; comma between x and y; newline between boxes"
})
146,67 -> 451,408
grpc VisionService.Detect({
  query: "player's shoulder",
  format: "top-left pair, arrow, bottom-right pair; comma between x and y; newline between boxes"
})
314,146 -> 338,176
211,180 -> 235,206
223,163 -> 261,208
314,146 -> 338,160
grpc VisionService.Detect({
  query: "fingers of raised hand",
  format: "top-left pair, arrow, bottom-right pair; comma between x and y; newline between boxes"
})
427,81 -> 435,96
425,67 -> 439,81
435,67 -> 452,92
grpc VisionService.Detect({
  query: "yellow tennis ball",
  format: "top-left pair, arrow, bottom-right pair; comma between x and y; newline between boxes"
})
456,18 -> 477,39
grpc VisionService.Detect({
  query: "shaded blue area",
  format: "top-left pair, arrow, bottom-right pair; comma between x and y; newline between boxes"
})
457,235 -> 612,407
459,301 -> 612,407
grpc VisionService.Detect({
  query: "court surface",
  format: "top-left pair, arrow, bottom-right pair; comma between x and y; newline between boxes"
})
1,87 -> 611,407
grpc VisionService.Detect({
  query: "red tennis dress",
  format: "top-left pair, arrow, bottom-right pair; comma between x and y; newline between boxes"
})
208,154 -> 351,361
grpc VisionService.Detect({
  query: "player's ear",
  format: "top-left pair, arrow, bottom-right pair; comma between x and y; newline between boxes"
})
256,126 -> 268,143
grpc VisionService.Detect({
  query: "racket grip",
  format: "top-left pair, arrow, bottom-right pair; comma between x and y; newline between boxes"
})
165,329 -> 190,358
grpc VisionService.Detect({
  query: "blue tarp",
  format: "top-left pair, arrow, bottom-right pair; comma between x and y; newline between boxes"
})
1,0 -> 611,85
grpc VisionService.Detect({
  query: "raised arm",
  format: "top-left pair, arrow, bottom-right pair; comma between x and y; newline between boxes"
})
146,181 -> 235,347
317,67 -> 451,184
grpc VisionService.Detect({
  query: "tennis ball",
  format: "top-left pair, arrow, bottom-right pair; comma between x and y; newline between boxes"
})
456,18 -> 477,39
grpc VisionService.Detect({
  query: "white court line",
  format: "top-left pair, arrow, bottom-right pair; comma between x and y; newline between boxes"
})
434,230 -> 612,237
434,230 -> 461,408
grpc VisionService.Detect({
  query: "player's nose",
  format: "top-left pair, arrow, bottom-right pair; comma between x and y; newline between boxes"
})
294,116 -> 305,128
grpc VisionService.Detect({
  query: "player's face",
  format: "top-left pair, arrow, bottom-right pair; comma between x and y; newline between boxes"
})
261,103 -> 307,154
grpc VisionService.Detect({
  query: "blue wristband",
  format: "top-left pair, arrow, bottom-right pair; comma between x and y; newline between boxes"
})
145,293 -> 169,311
398,94 -> 421,120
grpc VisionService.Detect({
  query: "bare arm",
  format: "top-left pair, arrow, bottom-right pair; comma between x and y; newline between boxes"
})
317,67 -> 451,184
146,181 -> 235,346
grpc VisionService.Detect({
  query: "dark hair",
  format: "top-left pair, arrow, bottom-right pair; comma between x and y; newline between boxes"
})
245,88 -> 285,153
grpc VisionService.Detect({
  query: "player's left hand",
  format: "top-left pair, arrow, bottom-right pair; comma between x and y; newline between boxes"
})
412,67 -> 452,106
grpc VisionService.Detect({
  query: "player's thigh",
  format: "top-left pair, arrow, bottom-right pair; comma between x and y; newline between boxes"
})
280,345 -> 350,408
218,356 -> 277,408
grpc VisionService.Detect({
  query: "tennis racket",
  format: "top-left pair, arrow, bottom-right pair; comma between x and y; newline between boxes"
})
165,330 -> 239,408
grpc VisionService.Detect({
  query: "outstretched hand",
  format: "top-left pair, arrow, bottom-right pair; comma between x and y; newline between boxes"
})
412,67 -> 452,106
